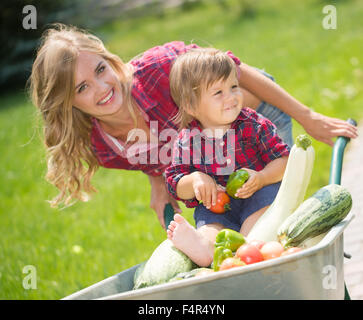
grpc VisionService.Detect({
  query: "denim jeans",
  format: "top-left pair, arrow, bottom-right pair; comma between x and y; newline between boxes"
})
194,182 -> 281,232
254,69 -> 293,148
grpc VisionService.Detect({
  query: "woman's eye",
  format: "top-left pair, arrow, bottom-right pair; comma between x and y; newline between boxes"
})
97,66 -> 105,74
231,85 -> 238,89
214,90 -> 222,96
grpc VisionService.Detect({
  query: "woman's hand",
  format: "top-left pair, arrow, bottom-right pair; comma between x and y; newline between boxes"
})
235,168 -> 265,199
301,111 -> 358,147
148,175 -> 182,229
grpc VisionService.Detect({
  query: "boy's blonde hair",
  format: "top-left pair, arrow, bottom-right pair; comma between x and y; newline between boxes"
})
170,48 -> 238,128
29,23 -> 134,207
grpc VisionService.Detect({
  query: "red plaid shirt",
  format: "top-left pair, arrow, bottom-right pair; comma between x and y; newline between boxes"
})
165,108 -> 290,208
90,41 -> 242,176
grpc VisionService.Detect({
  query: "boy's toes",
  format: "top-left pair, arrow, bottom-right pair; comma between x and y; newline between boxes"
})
173,213 -> 185,224
168,222 -> 176,231
167,229 -> 173,239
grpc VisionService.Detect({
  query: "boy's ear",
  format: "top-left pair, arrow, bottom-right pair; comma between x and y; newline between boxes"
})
185,105 -> 197,118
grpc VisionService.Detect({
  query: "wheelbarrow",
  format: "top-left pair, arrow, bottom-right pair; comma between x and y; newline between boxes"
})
63,119 -> 356,300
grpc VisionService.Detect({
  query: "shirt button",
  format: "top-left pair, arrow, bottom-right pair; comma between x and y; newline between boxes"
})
226,158 -> 232,164
151,128 -> 156,134
155,169 -> 160,173
220,141 -> 225,147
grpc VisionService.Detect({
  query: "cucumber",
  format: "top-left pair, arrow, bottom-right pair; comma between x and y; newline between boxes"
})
277,184 -> 352,248
133,239 -> 196,289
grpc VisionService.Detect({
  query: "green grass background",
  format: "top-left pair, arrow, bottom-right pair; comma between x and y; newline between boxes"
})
1,0 -> 363,299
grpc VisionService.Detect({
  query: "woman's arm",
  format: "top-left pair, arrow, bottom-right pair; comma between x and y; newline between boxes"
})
238,63 -> 358,146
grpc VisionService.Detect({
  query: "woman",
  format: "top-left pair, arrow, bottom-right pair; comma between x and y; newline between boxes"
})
29,24 -> 357,228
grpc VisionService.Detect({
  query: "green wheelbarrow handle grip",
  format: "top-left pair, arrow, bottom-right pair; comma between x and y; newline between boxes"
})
329,118 -> 357,185
163,203 -> 175,230
328,118 -> 357,300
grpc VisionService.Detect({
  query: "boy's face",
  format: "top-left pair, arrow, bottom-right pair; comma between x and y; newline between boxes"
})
190,72 -> 243,132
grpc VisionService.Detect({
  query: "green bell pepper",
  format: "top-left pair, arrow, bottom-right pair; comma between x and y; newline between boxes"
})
226,169 -> 249,199
214,228 -> 246,251
213,229 -> 246,271
213,246 -> 233,271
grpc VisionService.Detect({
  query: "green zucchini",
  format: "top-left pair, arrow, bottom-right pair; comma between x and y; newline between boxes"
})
277,184 -> 352,248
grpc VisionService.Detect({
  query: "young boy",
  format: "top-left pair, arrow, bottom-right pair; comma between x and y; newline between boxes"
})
165,48 -> 290,267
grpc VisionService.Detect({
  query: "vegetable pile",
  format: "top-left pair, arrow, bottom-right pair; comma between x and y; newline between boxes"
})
212,228 -> 302,272
133,134 -> 353,288
207,135 -> 352,274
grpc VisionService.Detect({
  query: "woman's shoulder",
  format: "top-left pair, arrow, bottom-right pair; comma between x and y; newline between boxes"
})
130,42 -> 199,117
130,41 -> 199,71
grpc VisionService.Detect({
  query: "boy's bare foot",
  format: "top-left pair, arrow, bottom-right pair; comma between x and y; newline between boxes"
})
167,214 -> 214,267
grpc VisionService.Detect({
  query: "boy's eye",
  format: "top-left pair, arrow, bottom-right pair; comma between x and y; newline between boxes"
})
214,90 -> 222,96
231,85 -> 238,89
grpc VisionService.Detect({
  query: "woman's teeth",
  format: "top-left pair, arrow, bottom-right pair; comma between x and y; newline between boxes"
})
98,89 -> 114,105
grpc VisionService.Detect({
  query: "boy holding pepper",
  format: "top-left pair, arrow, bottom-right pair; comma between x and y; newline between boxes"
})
165,48 -> 290,267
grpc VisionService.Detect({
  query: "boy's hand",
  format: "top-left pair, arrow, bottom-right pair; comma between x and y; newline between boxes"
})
191,171 -> 219,209
234,168 -> 265,199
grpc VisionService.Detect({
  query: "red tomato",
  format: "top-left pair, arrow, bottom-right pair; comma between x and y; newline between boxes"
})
236,244 -> 264,264
280,247 -> 303,257
219,257 -> 245,271
209,191 -> 231,214
260,241 -> 284,260
248,239 -> 265,250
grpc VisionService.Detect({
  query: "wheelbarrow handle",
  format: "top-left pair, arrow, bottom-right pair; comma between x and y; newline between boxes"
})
163,203 -> 175,230
329,118 -> 357,185
328,118 -> 357,300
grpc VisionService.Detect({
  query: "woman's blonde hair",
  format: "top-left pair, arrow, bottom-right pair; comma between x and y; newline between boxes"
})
29,23 -> 134,207
170,48 -> 237,128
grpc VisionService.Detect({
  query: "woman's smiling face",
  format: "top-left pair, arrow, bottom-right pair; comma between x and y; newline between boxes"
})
72,51 -> 124,119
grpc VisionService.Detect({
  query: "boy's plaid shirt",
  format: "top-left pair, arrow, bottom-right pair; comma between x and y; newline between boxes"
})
165,108 -> 290,208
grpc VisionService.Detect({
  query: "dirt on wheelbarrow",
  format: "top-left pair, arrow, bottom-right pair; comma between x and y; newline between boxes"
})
342,121 -> 363,300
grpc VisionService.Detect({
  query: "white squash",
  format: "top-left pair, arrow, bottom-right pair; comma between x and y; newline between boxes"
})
247,135 -> 315,242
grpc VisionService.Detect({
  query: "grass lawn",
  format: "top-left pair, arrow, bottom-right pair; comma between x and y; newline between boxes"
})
1,0 -> 362,299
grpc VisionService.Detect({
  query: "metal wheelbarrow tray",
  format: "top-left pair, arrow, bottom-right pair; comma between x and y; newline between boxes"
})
64,212 -> 353,300
63,121 -> 357,300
